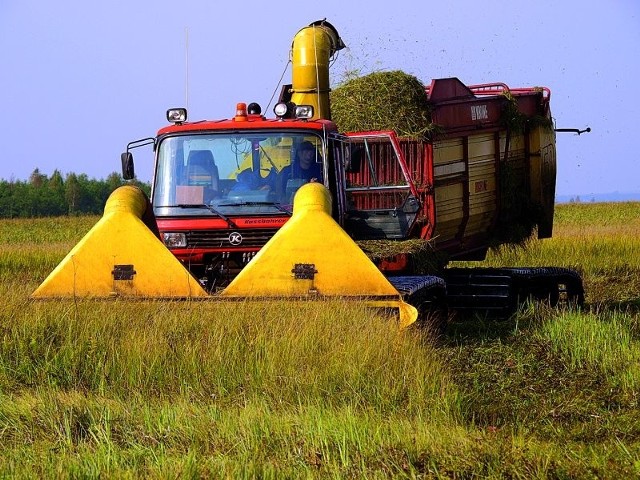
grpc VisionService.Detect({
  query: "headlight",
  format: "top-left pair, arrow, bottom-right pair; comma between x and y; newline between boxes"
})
162,232 -> 187,248
166,108 -> 187,124
294,105 -> 314,119
273,102 -> 292,118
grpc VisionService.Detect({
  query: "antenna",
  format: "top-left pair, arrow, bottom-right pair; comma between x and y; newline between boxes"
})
185,27 -> 189,110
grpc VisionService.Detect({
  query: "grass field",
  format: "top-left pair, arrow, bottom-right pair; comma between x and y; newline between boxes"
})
0,203 -> 639,478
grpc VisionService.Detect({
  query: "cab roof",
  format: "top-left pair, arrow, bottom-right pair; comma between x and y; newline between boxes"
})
158,116 -> 336,136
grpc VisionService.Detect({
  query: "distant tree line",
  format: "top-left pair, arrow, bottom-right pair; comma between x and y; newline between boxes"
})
0,169 -> 151,218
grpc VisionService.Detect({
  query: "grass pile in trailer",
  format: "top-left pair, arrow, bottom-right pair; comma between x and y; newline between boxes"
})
330,70 -> 434,138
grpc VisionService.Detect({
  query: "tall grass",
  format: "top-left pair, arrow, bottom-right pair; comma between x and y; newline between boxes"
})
538,311 -> 640,392
461,204 -> 640,267
0,298 -> 459,418
0,216 -> 98,244
0,286 -> 467,476
0,216 -> 98,282
1,205 -> 639,477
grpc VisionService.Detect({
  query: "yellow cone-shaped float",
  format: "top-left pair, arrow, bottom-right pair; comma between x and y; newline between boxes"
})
221,182 -> 417,327
31,185 -> 208,298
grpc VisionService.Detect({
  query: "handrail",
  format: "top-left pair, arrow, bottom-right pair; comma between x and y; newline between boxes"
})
424,82 -> 551,102
468,82 -> 510,95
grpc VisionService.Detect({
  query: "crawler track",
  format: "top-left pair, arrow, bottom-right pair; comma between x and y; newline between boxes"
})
390,267 -> 584,321
442,266 -> 584,316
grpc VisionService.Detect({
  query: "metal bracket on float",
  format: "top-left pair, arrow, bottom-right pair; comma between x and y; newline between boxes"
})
112,264 -> 136,281
292,263 -> 317,280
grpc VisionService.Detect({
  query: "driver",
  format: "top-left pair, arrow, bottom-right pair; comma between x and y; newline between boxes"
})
276,141 -> 323,201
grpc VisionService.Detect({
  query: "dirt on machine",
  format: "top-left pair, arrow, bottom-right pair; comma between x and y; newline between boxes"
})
33,19 -> 586,327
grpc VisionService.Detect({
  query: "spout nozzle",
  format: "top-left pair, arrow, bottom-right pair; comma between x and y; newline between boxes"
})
307,19 -> 346,55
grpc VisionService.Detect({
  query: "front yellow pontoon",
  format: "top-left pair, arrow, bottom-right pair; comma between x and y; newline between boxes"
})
220,182 -> 418,328
31,185 -> 209,298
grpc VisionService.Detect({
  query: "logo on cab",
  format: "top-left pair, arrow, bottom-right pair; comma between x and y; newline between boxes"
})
229,232 -> 243,246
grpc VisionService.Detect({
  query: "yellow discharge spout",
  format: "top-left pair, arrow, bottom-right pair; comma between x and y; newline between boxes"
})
220,183 -> 418,328
290,20 -> 345,120
31,185 -> 209,299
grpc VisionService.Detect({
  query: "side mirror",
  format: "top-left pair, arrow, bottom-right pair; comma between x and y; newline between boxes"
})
121,152 -> 135,180
345,146 -> 363,173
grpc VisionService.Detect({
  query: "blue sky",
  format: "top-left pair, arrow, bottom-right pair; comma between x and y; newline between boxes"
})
1,0 -> 638,197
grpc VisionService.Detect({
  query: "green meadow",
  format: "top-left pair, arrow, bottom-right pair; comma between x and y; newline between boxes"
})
0,202 -> 639,478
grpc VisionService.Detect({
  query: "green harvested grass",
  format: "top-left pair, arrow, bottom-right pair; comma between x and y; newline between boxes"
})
330,70 -> 434,137
357,238 -> 449,273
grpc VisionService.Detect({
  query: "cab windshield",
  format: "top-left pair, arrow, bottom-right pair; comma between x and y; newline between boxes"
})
152,132 -> 325,216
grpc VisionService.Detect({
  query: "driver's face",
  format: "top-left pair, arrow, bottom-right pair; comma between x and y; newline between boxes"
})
300,149 -> 314,168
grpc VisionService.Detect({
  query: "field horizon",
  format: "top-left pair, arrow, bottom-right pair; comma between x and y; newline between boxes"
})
556,191 -> 640,203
